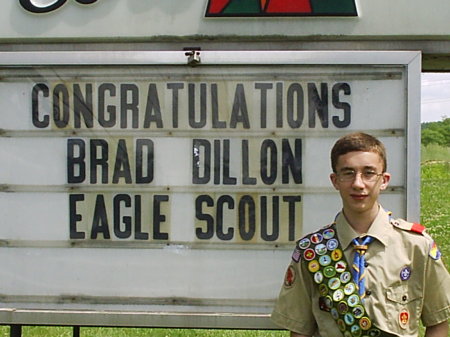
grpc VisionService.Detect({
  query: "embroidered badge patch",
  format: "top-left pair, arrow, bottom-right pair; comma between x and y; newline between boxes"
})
429,241 -> 442,260
284,265 -> 296,287
400,266 -> 411,281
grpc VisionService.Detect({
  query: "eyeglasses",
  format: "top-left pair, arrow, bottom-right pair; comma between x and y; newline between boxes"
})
336,170 -> 384,182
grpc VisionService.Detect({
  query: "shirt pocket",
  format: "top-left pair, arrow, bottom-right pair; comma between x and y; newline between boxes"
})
385,283 -> 423,334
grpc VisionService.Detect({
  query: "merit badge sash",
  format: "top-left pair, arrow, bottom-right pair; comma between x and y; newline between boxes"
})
294,223 -> 384,337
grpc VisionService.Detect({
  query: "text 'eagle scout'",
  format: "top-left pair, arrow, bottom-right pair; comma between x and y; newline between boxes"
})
206,0 -> 357,16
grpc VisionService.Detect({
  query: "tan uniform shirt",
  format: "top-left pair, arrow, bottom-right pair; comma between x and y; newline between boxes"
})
271,207 -> 450,337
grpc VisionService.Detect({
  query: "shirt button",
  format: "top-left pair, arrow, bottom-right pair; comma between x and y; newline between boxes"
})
364,261 -> 369,267
402,295 -> 408,302
366,290 -> 372,296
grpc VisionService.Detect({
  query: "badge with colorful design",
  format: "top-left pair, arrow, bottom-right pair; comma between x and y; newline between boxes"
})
205,0 -> 358,17
359,317 -> 372,330
399,309 -> 409,329
331,248 -> 343,261
323,228 -> 336,239
429,241 -> 442,260
308,260 -> 320,273
284,265 -> 296,287
400,266 -> 411,281
311,233 -> 324,244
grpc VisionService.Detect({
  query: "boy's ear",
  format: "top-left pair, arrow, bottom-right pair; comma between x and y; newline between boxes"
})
330,173 -> 339,190
380,172 -> 391,190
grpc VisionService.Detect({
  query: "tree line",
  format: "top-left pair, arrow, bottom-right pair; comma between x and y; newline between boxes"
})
421,117 -> 450,146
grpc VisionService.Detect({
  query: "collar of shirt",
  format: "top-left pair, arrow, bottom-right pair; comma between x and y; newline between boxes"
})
335,206 -> 392,250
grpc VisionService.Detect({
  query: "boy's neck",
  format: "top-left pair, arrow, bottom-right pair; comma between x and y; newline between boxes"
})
343,205 -> 380,234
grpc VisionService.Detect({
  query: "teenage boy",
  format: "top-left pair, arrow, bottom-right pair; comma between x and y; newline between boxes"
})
271,132 -> 450,337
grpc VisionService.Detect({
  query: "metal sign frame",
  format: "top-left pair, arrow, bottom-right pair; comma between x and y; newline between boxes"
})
0,50 -> 421,329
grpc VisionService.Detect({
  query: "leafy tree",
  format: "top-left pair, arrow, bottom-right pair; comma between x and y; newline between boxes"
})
421,117 -> 450,146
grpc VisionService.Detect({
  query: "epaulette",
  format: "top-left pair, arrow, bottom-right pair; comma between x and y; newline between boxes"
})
390,219 -> 441,260
390,219 -> 426,235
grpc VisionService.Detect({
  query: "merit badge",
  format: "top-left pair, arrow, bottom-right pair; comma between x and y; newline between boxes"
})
331,307 -> 340,320
335,261 -> 347,273
348,294 -> 360,307
429,241 -> 442,260
308,260 -> 320,273
323,228 -> 335,239
344,313 -> 355,325
333,289 -> 345,302
284,266 -> 296,287
311,233 -> 323,244
352,305 -> 365,319
291,248 -> 301,263
331,248 -> 343,261
304,248 -> 316,261
327,238 -> 339,251
368,328 -> 381,337
314,271 -> 324,284
319,296 -> 333,312
399,309 -> 409,329
338,301 -> 349,314
298,238 -> 310,249
315,244 -> 328,255
340,271 -> 352,284
319,284 -> 328,296
351,325 -> 362,337
400,266 -> 411,281
344,282 -> 356,295
319,255 -> 332,266
337,319 -> 346,332
323,266 -> 337,278
359,317 -> 372,330
328,277 -> 341,290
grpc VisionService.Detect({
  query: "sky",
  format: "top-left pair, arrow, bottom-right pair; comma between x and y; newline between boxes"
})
421,72 -> 450,123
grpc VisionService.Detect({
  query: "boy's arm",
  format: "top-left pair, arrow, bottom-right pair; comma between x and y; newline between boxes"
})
424,321 -> 448,337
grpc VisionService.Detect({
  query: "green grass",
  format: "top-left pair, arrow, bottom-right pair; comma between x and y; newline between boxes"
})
0,156 -> 448,337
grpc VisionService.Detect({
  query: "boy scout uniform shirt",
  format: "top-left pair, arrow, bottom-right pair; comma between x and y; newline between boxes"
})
271,207 -> 450,337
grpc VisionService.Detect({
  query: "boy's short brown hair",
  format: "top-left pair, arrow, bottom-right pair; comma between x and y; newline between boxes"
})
330,132 -> 387,173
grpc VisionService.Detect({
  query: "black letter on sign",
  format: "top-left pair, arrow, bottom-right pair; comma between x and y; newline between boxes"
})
230,84 -> 250,128
192,139 -> 211,184
188,83 -> 207,128
91,194 -> 111,239
260,139 -> 277,185
144,84 -> 163,128
136,139 -> 154,184
308,83 -> 328,128
53,84 -> 70,128
238,195 -> 255,241
120,84 -> 139,129
153,195 -> 169,240
287,83 -> 304,128
67,139 -> 86,183
74,83 -> 94,128
260,196 -> 279,241
69,194 -> 85,239
114,194 -> 132,239
216,195 -> 234,241
282,138 -> 302,184
98,83 -> 116,128
90,139 -> 109,184
195,195 -> 214,240
332,83 -> 351,128
32,83 -> 50,128
112,139 -> 132,184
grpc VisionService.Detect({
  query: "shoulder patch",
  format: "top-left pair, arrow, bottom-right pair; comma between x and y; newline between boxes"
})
429,241 -> 442,260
